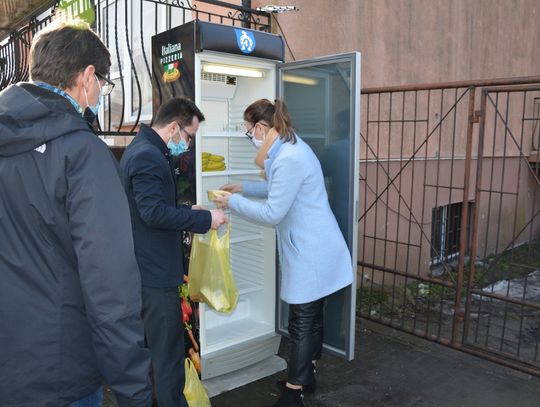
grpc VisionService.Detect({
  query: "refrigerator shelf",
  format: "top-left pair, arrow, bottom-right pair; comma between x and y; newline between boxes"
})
235,278 -> 263,295
204,318 -> 274,353
202,131 -> 246,138
202,169 -> 261,177
230,233 -> 263,245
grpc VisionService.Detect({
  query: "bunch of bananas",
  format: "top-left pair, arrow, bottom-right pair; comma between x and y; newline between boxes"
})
202,152 -> 226,172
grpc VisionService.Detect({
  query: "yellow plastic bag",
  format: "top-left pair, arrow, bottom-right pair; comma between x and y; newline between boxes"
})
188,226 -> 238,313
183,358 -> 211,407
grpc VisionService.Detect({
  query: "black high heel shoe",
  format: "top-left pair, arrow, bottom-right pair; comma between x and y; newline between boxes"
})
268,387 -> 304,407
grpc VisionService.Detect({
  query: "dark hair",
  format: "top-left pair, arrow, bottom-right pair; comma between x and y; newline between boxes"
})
244,98 -> 296,143
29,19 -> 111,89
153,97 -> 205,128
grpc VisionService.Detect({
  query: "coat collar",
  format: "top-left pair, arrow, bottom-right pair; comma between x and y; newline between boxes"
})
139,123 -> 170,158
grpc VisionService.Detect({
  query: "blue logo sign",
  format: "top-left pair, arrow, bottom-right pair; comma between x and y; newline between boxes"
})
234,29 -> 256,54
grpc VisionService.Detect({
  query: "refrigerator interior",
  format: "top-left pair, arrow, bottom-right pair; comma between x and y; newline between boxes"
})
194,52 -> 281,379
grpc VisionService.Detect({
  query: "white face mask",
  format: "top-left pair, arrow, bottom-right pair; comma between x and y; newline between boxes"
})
252,137 -> 264,149
251,124 -> 267,149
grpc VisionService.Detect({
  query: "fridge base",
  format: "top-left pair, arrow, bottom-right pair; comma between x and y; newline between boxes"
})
201,332 -> 281,380
203,354 -> 287,397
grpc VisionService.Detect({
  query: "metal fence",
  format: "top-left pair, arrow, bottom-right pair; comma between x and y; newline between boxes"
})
358,76 -> 540,376
0,0 -> 270,144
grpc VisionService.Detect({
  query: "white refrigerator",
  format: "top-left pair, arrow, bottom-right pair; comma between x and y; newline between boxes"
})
152,20 -> 360,392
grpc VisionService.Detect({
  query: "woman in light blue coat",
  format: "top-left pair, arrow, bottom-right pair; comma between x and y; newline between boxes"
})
213,99 -> 353,407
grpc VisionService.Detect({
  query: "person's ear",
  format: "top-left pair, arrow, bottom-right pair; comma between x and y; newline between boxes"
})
168,121 -> 179,140
257,122 -> 268,137
82,65 -> 96,90
253,122 -> 262,135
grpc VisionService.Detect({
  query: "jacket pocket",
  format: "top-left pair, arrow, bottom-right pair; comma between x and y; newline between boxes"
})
287,231 -> 300,255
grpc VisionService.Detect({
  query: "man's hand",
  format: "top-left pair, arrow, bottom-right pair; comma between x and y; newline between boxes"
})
209,209 -> 228,230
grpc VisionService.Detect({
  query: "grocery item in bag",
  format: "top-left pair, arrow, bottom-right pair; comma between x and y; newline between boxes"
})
188,226 -> 238,313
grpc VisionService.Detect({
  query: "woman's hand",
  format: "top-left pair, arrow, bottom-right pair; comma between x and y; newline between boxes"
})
212,191 -> 231,210
220,183 -> 242,194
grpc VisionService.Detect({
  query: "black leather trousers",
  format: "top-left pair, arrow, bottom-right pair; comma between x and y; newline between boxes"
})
287,297 -> 325,385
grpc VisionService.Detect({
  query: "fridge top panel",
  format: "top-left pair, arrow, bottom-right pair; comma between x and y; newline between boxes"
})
151,20 -> 282,114
195,20 -> 284,61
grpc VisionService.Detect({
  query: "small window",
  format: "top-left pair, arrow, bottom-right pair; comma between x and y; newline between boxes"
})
533,97 -> 540,151
431,202 -> 473,265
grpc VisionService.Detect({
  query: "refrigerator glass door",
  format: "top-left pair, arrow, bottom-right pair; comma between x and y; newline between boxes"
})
276,52 -> 360,360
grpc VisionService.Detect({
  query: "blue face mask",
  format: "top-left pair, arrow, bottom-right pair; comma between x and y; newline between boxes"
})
84,75 -> 103,116
88,96 -> 101,116
168,138 -> 188,156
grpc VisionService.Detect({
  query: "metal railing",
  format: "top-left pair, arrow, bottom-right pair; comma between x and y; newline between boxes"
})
0,0 -> 270,145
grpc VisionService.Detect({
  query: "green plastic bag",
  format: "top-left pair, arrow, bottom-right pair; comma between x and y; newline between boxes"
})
188,226 -> 238,313
183,358 -> 211,407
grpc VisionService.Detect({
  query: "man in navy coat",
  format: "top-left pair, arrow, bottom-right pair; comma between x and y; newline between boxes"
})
121,97 -> 227,407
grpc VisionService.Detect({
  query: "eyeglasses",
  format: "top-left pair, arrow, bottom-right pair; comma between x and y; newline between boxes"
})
95,72 -> 115,96
176,122 -> 196,140
245,122 -> 269,140
244,124 -> 255,140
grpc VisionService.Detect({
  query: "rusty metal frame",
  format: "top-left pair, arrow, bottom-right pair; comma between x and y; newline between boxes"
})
359,76 -> 540,378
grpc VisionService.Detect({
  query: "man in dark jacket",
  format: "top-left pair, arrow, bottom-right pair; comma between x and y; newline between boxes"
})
0,20 -> 152,407
120,97 -> 227,407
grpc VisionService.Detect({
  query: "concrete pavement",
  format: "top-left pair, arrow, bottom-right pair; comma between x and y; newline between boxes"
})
210,319 -> 540,407
103,318 -> 540,406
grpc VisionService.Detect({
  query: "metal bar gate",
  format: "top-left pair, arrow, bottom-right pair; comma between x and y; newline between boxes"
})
358,76 -> 540,377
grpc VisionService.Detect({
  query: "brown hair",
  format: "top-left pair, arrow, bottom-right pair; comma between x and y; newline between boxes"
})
29,19 -> 110,90
244,98 -> 296,144
153,97 -> 205,128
